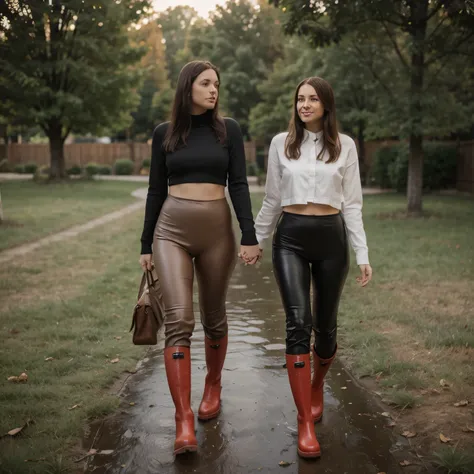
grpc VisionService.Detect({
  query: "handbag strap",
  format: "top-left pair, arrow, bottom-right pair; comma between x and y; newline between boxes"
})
145,269 -> 154,288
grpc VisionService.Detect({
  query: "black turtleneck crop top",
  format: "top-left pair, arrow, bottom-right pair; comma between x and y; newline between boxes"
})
140,110 -> 258,254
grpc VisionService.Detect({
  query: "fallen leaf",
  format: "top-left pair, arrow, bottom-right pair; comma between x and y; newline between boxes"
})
7,376 -> 19,382
114,336 -> 122,340
7,427 -> 23,436
129,402 -> 135,406
381,412 -> 391,418
440,379 -> 450,388
18,373 -> 28,382
462,426 -> 474,433
431,388 -> 441,395
402,431 -> 417,438
68,404 -> 81,410
2,419 -> 33,438
400,460 -> 412,466
387,421 -> 397,427
110,358 -> 120,364
98,450 -> 114,455
279,461 -> 292,467
454,400 -> 469,407
341,386 -> 347,390
440,433 -> 452,443
125,369 -> 137,374
44,357 -> 54,362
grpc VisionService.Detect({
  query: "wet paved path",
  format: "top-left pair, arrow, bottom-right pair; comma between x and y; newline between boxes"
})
84,257 -> 410,474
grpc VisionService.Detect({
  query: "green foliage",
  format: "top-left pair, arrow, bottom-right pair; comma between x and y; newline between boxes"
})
67,165 -> 82,176
13,164 -> 25,174
85,162 -> 100,177
433,445 -> 474,474
24,162 -> 38,174
129,22 -> 172,140
191,0 -> 284,138
156,6 -> 200,86
141,158 -> 151,169
0,0 -> 151,176
371,143 -> 458,191
246,162 -> 259,177
98,165 -> 112,175
114,158 -> 134,175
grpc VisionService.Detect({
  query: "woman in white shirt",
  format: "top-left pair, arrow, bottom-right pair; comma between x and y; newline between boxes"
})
254,76 -> 373,458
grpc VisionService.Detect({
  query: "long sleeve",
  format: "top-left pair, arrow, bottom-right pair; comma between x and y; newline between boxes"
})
225,118 -> 258,246
341,141 -> 369,265
140,123 -> 169,254
254,137 -> 282,248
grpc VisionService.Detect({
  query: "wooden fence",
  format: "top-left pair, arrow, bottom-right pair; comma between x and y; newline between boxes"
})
4,139 -> 474,193
6,140 -> 258,168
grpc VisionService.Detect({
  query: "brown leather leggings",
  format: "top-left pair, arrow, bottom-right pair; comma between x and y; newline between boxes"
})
152,195 -> 237,347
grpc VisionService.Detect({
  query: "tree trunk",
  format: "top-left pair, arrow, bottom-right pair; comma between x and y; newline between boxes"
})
48,123 -> 67,180
357,121 -> 367,186
407,0 -> 428,215
0,189 -> 3,223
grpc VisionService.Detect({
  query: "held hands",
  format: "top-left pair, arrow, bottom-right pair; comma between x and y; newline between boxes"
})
238,245 -> 262,266
357,264 -> 373,287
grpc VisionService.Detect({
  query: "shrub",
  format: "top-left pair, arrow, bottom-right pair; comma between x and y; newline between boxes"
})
85,162 -> 100,177
371,142 -> 458,191
0,159 -> 13,172
24,162 -> 38,174
246,162 -> 258,177
142,158 -> 151,169
14,164 -> 25,173
114,158 -> 134,175
98,165 -> 112,175
370,144 -> 403,188
67,165 -> 82,176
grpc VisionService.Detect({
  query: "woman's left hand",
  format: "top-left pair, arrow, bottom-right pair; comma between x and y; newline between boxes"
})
357,264 -> 373,287
239,245 -> 261,265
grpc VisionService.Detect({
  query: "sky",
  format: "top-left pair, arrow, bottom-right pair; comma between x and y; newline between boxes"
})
152,0 -> 229,18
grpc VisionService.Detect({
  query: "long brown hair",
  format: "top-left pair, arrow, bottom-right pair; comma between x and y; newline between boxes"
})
163,60 -> 226,152
285,77 -> 341,163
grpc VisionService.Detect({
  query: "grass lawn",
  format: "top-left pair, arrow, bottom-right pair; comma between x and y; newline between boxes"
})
252,192 -> 474,472
0,179 -> 144,251
0,189 -> 472,473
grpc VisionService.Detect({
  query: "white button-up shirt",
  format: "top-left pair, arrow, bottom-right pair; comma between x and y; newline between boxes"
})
254,129 -> 369,265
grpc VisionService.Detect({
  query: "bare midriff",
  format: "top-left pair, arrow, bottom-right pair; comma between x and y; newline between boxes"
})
169,183 -> 226,200
283,202 -> 340,216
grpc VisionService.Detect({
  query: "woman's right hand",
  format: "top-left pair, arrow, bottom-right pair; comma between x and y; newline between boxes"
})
139,254 -> 153,272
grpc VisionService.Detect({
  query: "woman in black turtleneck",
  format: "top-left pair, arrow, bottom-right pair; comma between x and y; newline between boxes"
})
139,60 -> 260,455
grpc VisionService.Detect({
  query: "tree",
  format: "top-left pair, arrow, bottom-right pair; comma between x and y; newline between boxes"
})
0,0 -> 151,179
129,20 -> 171,140
269,0 -> 474,214
196,0 -> 284,138
156,6 -> 199,86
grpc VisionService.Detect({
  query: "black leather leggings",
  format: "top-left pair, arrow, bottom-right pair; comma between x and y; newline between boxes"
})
272,212 -> 349,358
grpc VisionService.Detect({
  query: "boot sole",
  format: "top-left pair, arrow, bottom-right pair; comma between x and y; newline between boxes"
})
198,408 -> 220,421
174,444 -> 198,455
298,448 -> 321,458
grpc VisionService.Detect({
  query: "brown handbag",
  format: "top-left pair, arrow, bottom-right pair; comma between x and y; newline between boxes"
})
130,268 -> 165,345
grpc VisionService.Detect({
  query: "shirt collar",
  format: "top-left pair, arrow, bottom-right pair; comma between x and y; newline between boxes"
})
304,128 -> 324,142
